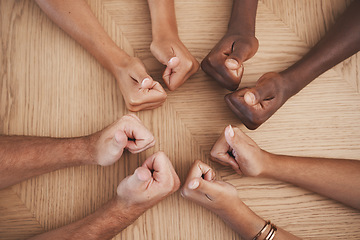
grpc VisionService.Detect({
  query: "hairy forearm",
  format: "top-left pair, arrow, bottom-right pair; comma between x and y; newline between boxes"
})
35,0 -> 130,76
264,153 -> 360,210
281,0 -> 360,97
30,198 -> 145,240
0,135 -> 93,189
228,0 -> 258,35
147,0 -> 178,40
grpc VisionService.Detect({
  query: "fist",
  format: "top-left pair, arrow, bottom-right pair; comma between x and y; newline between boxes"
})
150,37 -> 199,91
210,125 -> 267,177
117,57 -> 167,112
90,114 -> 155,166
225,72 -> 289,130
117,151 -> 180,209
201,34 -> 258,91
181,160 -> 239,215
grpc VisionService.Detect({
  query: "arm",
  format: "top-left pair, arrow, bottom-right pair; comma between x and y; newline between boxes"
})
0,114 -> 155,189
29,199 -> 143,240
30,151 -> 180,240
210,125 -> 360,210
35,0 -> 167,111
181,160 -> 300,240
226,0 -> 360,129
201,0 -> 259,91
147,0 -> 199,91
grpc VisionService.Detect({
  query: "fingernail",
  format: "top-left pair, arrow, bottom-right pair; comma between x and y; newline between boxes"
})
244,92 -> 256,105
141,78 -> 151,88
225,59 -> 239,70
227,125 -> 235,138
168,57 -> 177,65
188,180 -> 199,190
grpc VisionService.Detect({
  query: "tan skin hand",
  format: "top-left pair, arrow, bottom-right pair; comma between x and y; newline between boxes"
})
225,72 -> 289,130
150,37 -> 199,91
181,160 -> 273,239
201,33 -> 258,91
210,125 -> 267,177
117,151 -> 180,209
89,114 -> 156,166
115,57 -> 167,112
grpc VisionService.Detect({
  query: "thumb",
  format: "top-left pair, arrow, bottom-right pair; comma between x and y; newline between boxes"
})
224,41 -> 248,76
127,167 -> 152,191
243,82 -> 275,106
187,178 -> 220,201
223,125 -> 242,158
163,57 -> 180,87
129,60 -> 154,89
108,131 -> 128,156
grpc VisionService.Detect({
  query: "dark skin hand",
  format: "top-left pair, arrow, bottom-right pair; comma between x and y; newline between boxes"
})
226,0 -> 360,129
201,0 -> 259,91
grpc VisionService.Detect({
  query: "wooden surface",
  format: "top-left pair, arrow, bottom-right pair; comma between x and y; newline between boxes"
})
1,0 -> 360,239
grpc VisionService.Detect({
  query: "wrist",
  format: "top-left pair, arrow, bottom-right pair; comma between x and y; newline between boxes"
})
280,65 -> 312,98
261,151 -> 278,178
226,198 -> 266,239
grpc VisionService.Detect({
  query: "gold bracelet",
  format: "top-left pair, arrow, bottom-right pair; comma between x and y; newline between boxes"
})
252,220 -> 271,240
264,224 -> 277,240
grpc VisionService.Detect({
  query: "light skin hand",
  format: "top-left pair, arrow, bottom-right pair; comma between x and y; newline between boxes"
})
147,0 -> 199,91
150,37 -> 199,91
90,114 -> 156,166
117,151 -> 180,209
30,152 -> 179,240
210,125 -> 267,176
115,57 -> 167,111
224,72 -> 289,130
181,160 -> 299,240
35,0 -> 167,112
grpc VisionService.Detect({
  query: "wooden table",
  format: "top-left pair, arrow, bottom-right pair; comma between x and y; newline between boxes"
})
1,0 -> 359,239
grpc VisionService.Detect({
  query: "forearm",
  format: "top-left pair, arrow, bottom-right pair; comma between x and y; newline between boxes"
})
0,135 -> 94,189
281,0 -> 360,97
227,0 -> 258,35
147,0 -> 178,40
221,199 -> 299,239
30,198 -> 144,240
35,0 -> 130,76
263,153 -> 360,210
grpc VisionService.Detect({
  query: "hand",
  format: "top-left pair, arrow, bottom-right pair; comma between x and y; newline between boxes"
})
180,160 -> 239,215
90,114 -> 156,166
181,160 -> 269,239
117,151 -> 180,209
210,125 -> 267,177
116,57 -> 167,111
201,33 -> 258,91
225,72 -> 290,130
150,37 -> 199,91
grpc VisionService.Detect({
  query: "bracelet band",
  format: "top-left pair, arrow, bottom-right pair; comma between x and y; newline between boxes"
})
265,224 -> 277,240
252,220 -> 271,240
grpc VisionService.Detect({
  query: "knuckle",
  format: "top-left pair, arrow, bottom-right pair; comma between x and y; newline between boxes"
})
180,187 -> 190,198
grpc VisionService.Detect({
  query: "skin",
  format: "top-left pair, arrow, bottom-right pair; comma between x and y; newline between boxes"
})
0,114 -> 155,189
181,160 -> 299,240
183,125 -> 360,239
226,0 -> 360,129
35,0 -> 167,111
210,125 -> 360,210
147,0 -> 199,91
30,151 -> 180,240
201,0 -> 259,91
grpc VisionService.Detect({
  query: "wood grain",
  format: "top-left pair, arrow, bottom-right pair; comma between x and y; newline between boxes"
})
1,0 -> 360,239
